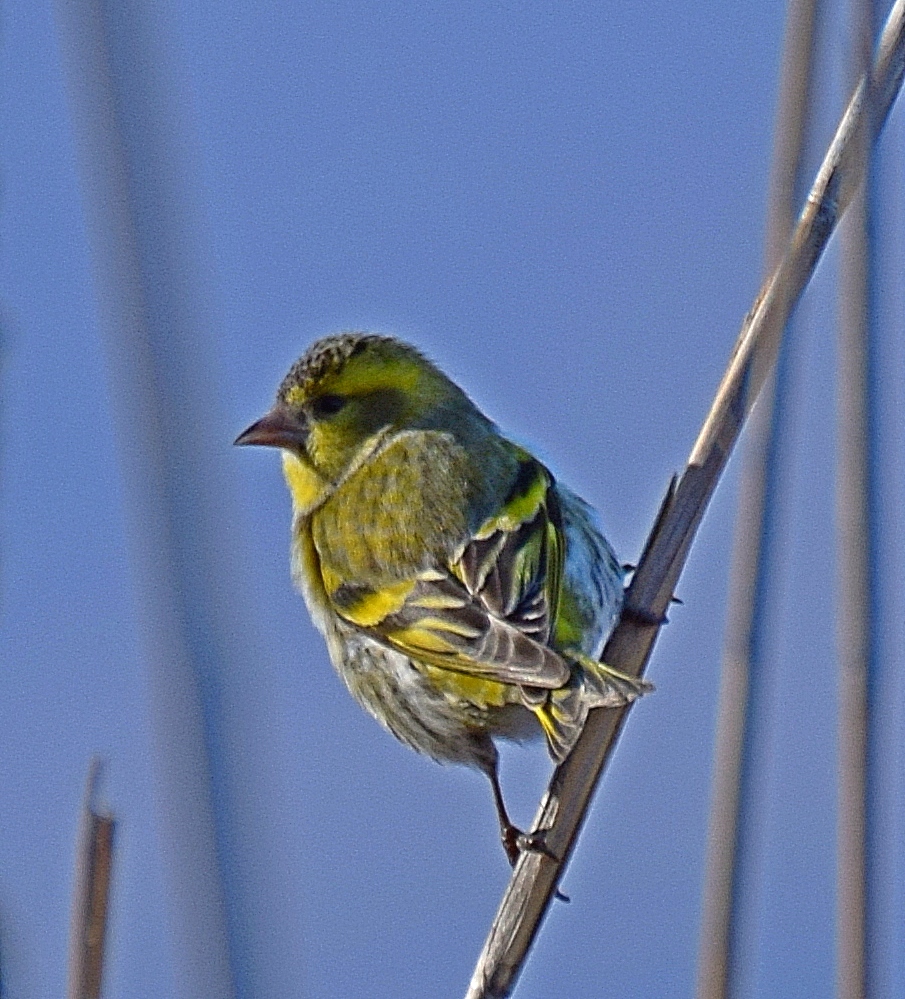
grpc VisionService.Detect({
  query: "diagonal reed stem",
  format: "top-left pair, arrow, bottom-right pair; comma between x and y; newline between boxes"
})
466,3 -> 905,995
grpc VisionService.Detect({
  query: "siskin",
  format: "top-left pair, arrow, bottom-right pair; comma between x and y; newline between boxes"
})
236,333 -> 651,863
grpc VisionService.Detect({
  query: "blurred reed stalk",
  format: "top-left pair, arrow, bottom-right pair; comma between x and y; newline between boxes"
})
67,762 -> 115,999
696,2 -> 821,997
466,2 -> 905,995
836,0 -> 881,995
52,2 -> 245,995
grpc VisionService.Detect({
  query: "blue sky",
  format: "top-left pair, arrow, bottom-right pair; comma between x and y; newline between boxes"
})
2,1 -> 904,997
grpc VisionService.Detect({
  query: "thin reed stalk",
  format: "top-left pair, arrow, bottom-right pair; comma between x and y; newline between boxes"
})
466,4 -> 905,994
696,2 -> 821,997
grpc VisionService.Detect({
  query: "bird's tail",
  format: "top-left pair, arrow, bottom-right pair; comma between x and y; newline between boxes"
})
525,652 -> 654,763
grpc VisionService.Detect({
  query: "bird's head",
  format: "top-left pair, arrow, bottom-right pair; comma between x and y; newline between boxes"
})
235,333 -> 477,513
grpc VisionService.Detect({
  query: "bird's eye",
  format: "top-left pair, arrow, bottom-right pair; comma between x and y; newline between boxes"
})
311,394 -> 346,419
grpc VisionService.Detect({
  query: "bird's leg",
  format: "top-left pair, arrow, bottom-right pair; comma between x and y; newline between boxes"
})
487,766 -> 564,861
487,768 -> 571,902
488,765 -> 522,867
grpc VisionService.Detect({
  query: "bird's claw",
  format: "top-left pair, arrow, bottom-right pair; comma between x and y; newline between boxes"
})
515,829 -> 559,862
501,827 -> 570,902
501,824 -> 522,867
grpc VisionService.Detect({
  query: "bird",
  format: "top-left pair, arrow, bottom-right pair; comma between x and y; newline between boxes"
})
235,332 -> 651,865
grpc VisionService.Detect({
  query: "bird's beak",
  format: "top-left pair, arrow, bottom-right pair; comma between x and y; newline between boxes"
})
234,405 -> 308,450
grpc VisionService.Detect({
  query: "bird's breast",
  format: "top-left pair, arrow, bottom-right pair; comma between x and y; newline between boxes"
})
309,430 -> 473,585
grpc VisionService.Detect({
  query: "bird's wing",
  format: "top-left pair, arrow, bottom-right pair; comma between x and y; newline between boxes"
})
327,453 -> 571,689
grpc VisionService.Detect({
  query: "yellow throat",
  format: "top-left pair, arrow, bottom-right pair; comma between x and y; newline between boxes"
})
281,451 -> 330,514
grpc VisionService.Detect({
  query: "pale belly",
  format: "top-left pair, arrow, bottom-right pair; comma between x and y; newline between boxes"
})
324,620 -> 540,771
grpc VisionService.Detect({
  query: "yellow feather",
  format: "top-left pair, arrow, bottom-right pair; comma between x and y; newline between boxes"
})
388,626 -> 457,654
282,384 -> 307,407
531,702 -> 558,744
330,355 -> 423,398
281,452 -> 329,514
334,579 -> 416,627
407,592 -> 468,610
422,667 -> 511,708
474,464 -> 548,538
319,562 -> 342,596
412,615 -> 482,639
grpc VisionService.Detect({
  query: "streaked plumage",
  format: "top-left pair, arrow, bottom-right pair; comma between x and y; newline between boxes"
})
236,333 -> 650,862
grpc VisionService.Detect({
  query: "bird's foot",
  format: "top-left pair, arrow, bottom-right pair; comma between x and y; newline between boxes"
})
514,828 -> 559,862
501,826 -> 570,902
501,823 -> 523,867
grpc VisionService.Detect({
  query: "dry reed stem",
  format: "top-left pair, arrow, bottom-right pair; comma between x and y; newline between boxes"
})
67,761 -> 115,999
466,3 -> 905,995
696,1 -> 821,996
